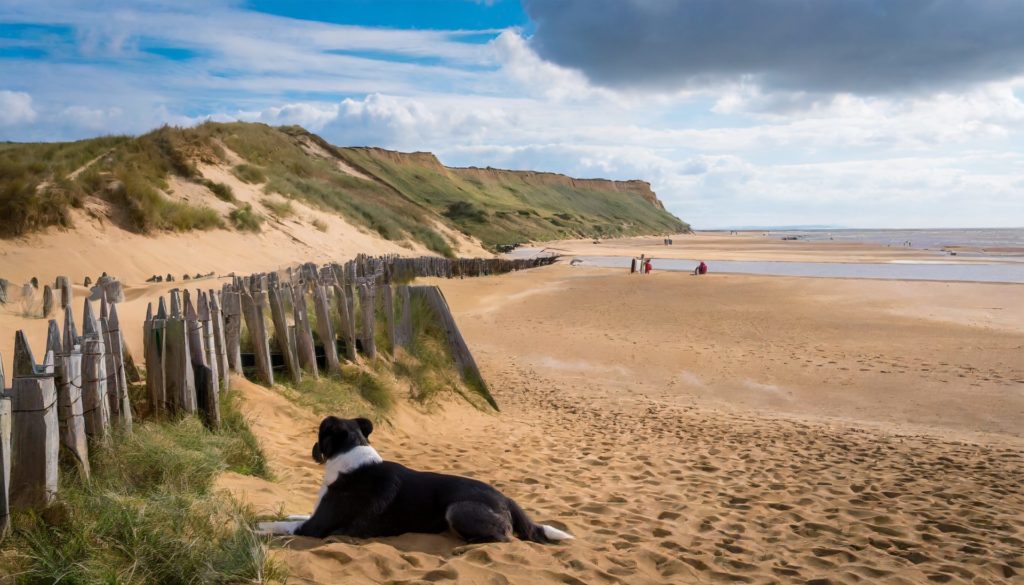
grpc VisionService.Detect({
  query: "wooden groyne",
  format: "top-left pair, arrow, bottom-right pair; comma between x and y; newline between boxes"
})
1,285 -> 133,537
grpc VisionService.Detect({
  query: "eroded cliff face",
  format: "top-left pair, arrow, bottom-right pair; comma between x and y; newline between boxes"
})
451,167 -> 667,211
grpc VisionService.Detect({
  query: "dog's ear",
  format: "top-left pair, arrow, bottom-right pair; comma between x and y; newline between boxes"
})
355,417 -> 373,439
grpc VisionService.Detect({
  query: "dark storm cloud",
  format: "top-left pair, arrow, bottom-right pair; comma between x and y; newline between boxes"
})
523,0 -> 1024,94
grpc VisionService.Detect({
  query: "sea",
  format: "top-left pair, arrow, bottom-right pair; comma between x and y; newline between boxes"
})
759,228 -> 1024,257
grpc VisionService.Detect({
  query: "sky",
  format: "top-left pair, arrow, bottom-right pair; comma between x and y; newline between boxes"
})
1,0 -> 1023,229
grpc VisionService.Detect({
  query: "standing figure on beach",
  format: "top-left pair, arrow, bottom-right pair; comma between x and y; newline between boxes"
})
630,258 -> 637,274
644,258 -> 653,274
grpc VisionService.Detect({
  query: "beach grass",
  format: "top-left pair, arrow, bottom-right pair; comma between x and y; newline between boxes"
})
0,392 -> 281,584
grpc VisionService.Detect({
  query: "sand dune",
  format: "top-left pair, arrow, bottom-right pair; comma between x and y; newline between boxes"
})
218,257 -> 1023,584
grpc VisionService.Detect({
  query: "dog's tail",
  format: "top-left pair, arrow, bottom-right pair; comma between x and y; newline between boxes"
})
508,498 -> 573,544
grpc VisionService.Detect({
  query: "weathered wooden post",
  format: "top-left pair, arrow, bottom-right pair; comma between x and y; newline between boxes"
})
107,303 -> 131,432
163,296 -> 197,415
209,291 -> 230,392
55,276 -> 72,310
0,355 -> 10,537
291,286 -> 319,377
333,284 -> 357,361
144,300 -> 168,415
42,285 -> 54,318
268,286 -> 301,385
81,299 -> 111,438
221,285 -> 243,374
197,292 -> 221,428
57,308 -> 89,476
312,284 -> 341,374
240,289 -> 274,385
412,286 -> 495,409
10,332 -> 59,509
396,284 -> 412,350
185,293 -> 216,427
382,285 -> 397,354
359,284 -> 377,359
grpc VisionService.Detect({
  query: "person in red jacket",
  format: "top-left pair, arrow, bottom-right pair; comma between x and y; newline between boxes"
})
696,261 -> 708,275
644,259 -> 653,274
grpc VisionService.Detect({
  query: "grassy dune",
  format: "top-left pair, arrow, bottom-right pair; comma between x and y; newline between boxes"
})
0,123 -> 688,250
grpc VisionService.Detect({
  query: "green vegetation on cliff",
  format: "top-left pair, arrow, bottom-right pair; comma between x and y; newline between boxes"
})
0,122 -> 688,249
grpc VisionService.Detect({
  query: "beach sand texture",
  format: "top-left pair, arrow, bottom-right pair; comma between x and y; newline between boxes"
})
218,256 -> 1023,585
2,231 -> 1021,584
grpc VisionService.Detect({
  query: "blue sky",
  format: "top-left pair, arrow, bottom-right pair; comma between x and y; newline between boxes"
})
1,0 -> 1023,228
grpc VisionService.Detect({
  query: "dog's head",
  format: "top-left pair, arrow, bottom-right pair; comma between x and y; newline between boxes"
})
312,416 -> 374,464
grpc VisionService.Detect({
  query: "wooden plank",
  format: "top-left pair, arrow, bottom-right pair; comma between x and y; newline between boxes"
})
332,284 -> 357,361
312,284 -> 341,375
42,285 -> 54,318
291,286 -> 319,377
80,299 -> 112,437
359,284 -> 377,359
10,338 -> 59,509
106,303 -> 132,431
54,316 -> 89,478
268,286 -> 301,385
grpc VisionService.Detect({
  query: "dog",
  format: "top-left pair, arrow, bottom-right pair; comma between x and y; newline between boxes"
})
256,416 -> 573,543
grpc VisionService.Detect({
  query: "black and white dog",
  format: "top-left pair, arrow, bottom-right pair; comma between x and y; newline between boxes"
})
257,416 -> 573,543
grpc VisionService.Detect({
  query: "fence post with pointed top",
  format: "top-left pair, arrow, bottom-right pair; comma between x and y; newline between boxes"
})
55,309 -> 90,477
81,300 -> 110,438
291,286 -> 318,377
268,286 -> 301,385
10,332 -> 60,510
313,284 -> 340,374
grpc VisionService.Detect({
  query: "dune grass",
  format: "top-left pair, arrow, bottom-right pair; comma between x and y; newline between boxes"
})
229,203 -> 263,232
0,121 -> 687,246
278,365 -> 395,421
0,392 -> 282,584
260,197 -> 295,218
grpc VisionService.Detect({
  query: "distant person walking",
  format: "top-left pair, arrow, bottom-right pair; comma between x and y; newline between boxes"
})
630,257 -> 637,274
644,258 -> 653,274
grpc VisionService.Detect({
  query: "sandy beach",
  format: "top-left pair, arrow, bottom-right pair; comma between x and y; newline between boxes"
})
3,233 -> 1022,583
211,236 -> 1023,585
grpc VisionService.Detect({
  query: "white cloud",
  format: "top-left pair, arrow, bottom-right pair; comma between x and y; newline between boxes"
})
0,90 -> 37,126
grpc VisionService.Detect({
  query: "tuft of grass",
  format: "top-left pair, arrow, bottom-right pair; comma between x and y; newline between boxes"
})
0,391 -> 280,583
311,217 -> 328,232
200,178 -> 235,202
232,163 -> 266,184
411,225 -> 455,258
108,171 -> 224,233
279,366 -> 394,419
229,203 -> 263,232
260,197 -> 294,218
395,295 -> 498,410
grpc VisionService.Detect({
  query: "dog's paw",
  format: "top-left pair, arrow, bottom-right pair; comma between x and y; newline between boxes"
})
256,520 -> 304,536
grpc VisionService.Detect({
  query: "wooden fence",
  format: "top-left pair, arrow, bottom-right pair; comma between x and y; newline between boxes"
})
0,288 -> 132,537
1,254 -> 556,537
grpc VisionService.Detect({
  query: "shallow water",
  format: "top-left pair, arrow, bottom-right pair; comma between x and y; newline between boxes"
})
577,256 -> 1024,284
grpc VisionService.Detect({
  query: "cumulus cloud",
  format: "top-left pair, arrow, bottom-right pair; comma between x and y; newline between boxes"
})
524,0 -> 1024,94
0,90 -> 37,126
